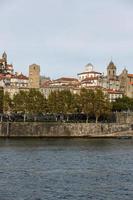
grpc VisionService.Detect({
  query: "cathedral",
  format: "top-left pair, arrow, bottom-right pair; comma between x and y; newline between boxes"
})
0,52 -> 28,97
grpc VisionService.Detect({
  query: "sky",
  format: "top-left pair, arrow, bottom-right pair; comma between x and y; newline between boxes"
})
0,0 -> 133,79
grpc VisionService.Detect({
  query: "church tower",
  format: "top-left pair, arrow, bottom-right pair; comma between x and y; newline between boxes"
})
107,61 -> 116,80
2,51 -> 7,64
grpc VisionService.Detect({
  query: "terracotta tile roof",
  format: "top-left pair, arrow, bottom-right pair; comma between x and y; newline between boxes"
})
10,73 -> 28,80
0,73 -> 13,79
41,80 -> 52,87
17,74 -> 28,80
0,73 -> 4,78
128,74 -> 133,78
54,77 -> 79,82
128,82 -> 133,85
107,89 -> 123,94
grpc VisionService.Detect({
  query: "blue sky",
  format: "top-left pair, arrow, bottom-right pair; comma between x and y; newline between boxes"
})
0,0 -> 133,79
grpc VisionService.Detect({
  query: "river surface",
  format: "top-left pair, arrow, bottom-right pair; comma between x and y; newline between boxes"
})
0,138 -> 133,200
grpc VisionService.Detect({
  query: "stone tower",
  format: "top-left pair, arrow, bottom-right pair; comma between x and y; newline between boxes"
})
107,61 -> 116,80
119,68 -> 128,94
2,51 -> 7,62
29,64 -> 40,88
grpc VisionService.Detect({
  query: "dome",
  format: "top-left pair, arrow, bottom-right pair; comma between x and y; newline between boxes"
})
85,63 -> 94,72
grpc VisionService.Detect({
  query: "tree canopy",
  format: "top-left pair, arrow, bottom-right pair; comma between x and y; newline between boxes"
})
112,96 -> 133,112
0,88 -> 127,123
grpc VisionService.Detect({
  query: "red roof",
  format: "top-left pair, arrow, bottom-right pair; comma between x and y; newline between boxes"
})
107,89 -> 123,94
41,80 -> 52,87
54,77 -> 79,82
0,73 -> 13,79
17,74 -> 28,80
128,74 -> 133,78
128,82 -> 133,85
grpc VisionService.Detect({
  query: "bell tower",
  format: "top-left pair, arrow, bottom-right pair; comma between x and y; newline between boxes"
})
2,51 -> 7,63
107,61 -> 116,80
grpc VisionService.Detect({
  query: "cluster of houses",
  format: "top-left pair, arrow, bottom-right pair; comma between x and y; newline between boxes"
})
0,51 -> 133,101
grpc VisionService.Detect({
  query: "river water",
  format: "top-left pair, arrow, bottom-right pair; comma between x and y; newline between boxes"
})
0,138 -> 133,200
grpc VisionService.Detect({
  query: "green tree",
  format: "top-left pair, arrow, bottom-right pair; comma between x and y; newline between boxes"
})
13,90 -> 29,121
112,96 -> 133,112
93,89 -> 111,123
27,89 -> 47,116
13,90 -> 29,112
3,92 -> 12,114
0,87 -> 4,113
48,90 -> 78,121
59,90 -> 76,121
47,91 -> 58,114
71,93 -> 82,114
13,89 -> 47,121
80,88 -> 95,122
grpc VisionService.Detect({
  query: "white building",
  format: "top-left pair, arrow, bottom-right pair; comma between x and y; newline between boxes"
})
77,63 -> 102,87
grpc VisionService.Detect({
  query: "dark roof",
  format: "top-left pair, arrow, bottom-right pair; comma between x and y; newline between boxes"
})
107,61 -> 116,69
78,71 -> 101,75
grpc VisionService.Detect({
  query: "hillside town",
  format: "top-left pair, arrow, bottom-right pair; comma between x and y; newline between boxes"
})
0,51 -> 133,102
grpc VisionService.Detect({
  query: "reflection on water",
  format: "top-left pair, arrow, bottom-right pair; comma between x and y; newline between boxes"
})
0,138 -> 133,200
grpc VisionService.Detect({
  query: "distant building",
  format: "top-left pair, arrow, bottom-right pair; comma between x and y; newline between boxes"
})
119,69 -> 133,98
4,86 -> 29,99
0,52 -> 29,98
29,64 -> 40,88
50,77 -> 79,87
1,50 -> 133,101
40,77 -> 79,99
0,52 -> 13,74
106,89 -> 123,102
40,85 -> 70,99
77,63 -> 102,88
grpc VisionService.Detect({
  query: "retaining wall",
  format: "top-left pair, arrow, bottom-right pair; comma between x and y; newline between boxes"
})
0,122 -> 132,137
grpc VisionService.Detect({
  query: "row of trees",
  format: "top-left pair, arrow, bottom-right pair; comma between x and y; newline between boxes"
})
0,88 -> 111,123
112,96 -> 133,112
1,88 -> 133,123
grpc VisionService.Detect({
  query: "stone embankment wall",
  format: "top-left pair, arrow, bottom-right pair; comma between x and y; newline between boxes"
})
0,122 -> 132,137
116,112 -> 133,124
